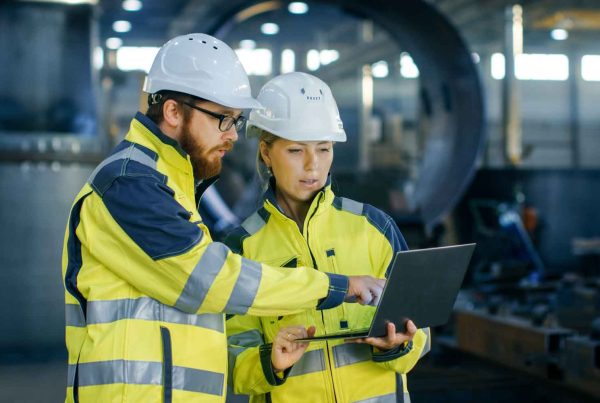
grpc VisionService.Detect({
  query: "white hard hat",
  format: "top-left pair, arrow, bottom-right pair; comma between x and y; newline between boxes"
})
143,33 -> 262,109
246,72 -> 346,142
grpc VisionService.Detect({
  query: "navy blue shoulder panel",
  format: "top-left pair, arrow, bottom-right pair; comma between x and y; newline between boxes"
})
223,226 -> 250,255
89,141 -> 166,196
101,175 -> 203,260
90,141 -> 203,260
362,203 -> 408,252
333,196 -> 408,276
362,204 -> 409,276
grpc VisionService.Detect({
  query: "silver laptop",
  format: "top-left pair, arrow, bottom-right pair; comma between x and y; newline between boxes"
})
298,244 -> 476,342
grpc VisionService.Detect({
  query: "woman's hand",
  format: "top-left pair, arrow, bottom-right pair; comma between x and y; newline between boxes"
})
271,325 -> 316,372
349,320 -> 417,351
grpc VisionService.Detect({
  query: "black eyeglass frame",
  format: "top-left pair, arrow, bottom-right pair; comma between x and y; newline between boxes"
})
182,102 -> 246,132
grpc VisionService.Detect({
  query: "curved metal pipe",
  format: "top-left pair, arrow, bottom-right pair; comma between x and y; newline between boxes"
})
208,0 -> 485,229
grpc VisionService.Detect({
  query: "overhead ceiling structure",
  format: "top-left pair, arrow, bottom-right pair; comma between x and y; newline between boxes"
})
97,0 -> 600,48
94,0 -> 600,228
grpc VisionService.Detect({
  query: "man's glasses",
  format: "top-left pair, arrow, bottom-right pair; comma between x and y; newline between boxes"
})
183,102 -> 246,132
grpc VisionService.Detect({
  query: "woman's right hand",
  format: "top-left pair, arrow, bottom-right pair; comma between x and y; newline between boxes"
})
271,325 -> 316,372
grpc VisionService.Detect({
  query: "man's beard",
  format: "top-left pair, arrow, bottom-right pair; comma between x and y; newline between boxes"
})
179,122 -> 233,180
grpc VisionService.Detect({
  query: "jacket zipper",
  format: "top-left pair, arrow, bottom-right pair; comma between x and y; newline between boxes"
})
304,193 -> 322,269
321,312 -> 338,402
305,193 -> 338,402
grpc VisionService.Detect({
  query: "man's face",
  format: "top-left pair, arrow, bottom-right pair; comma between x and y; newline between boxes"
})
178,101 -> 241,180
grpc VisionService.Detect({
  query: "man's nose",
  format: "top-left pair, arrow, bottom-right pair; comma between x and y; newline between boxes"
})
223,126 -> 239,142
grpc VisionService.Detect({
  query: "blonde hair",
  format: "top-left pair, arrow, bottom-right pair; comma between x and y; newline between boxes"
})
256,130 -> 281,186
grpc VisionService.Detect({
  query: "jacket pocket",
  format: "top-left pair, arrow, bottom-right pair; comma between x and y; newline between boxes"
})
160,326 -> 173,403
325,248 -> 338,273
325,248 -> 349,330
262,255 -> 299,269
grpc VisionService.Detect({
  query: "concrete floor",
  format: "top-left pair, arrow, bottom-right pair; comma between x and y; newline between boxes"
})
1,345 -> 597,403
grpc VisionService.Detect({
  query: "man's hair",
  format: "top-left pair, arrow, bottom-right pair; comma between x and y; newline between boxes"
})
145,91 -> 198,125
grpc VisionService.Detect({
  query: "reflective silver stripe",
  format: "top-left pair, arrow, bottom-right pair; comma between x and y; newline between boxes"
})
289,349 -> 325,377
67,362 -> 77,390
420,327 -> 431,358
72,360 -> 160,387
404,392 -> 411,403
84,297 -> 223,332
228,329 -> 263,348
69,360 -> 224,396
88,145 -> 156,184
354,393 -> 397,403
65,304 -> 85,327
241,212 -> 266,235
175,242 -> 229,313
224,259 -> 262,314
227,329 -> 264,385
340,197 -> 363,215
227,345 -> 247,387
332,343 -> 371,368
173,365 -> 224,396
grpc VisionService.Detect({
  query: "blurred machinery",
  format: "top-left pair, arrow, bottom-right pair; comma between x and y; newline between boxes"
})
454,288 -> 600,399
451,183 -> 600,399
468,197 -> 545,286
443,166 -> 600,400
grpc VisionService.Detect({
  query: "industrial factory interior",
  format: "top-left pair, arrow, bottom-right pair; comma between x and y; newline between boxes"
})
1,0 -> 599,402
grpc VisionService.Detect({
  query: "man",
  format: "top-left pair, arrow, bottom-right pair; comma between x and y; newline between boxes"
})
62,33 -> 384,403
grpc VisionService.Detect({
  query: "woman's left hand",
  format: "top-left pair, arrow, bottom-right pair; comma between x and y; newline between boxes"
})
349,320 -> 417,351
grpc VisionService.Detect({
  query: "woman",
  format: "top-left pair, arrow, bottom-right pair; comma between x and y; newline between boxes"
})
225,72 -> 430,403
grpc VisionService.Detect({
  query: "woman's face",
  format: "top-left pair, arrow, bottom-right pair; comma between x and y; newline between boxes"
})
261,138 -> 334,204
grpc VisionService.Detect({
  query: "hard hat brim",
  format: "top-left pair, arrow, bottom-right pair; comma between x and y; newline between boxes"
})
216,96 -> 264,110
246,122 -> 347,142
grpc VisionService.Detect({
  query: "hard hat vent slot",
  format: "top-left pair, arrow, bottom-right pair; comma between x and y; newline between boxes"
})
300,88 -> 305,94
213,46 -> 218,50
202,40 -> 207,44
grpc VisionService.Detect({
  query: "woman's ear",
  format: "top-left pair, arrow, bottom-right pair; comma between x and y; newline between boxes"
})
259,141 -> 272,168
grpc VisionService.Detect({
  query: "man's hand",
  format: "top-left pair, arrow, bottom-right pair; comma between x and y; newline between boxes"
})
349,320 -> 417,350
271,325 -> 316,373
346,275 -> 386,306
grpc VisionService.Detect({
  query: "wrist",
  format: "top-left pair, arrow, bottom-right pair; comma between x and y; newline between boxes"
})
271,361 -> 286,373
260,344 -> 291,386
317,273 -> 348,310
371,340 -> 413,363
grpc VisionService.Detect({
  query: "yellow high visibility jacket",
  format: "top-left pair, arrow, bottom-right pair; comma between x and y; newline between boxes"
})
62,113 -> 348,403
225,181 -> 431,403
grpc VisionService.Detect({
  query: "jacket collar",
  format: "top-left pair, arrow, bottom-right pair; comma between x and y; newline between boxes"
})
133,112 -> 187,157
128,112 -> 219,186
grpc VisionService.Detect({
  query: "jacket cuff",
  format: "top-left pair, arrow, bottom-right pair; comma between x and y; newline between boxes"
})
259,343 -> 292,386
371,340 -> 413,363
316,273 -> 348,310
